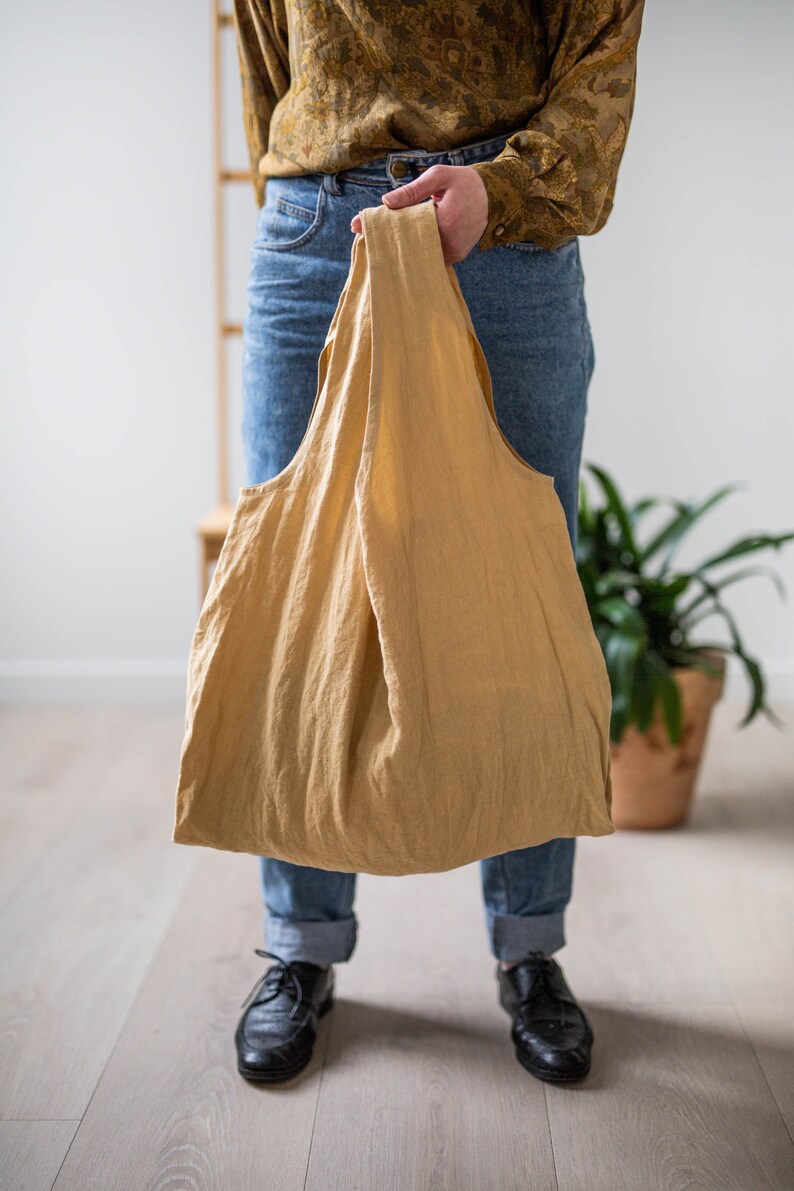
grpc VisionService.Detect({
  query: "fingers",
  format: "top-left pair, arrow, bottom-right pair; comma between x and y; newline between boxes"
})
350,163 -> 453,233
382,164 -> 450,209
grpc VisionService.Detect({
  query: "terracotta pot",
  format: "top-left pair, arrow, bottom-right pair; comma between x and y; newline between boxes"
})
608,647 -> 727,830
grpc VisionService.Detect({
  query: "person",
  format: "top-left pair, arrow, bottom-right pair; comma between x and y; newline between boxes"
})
231,0 -> 645,1085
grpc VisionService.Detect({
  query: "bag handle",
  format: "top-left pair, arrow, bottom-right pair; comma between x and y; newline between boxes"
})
358,200 -> 509,430
359,199 -> 467,333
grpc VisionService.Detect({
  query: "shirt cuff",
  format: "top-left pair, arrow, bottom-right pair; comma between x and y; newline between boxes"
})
469,156 -> 578,252
469,158 -> 527,251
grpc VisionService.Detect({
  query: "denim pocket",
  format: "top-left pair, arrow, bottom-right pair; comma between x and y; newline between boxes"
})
254,175 -> 328,252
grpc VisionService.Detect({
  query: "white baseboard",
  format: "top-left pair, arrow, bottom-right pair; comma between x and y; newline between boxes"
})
0,657 -> 793,709
0,660 -> 188,707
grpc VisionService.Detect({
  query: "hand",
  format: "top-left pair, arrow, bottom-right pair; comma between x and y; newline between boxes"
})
349,164 -> 490,265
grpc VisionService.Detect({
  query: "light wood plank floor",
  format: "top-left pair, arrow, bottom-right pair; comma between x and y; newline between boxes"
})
0,704 -> 792,1191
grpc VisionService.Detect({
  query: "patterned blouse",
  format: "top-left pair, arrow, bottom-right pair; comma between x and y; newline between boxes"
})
232,0 -> 645,252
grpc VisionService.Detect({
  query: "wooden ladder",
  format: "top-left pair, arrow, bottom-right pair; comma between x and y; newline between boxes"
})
196,1 -> 250,599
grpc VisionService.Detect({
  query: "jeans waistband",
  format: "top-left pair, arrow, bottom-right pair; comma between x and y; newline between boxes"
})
321,129 -> 513,191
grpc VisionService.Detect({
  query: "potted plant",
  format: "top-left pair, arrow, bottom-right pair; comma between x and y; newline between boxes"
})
576,463 -> 794,829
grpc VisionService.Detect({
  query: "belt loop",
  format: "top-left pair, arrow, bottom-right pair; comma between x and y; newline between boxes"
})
322,171 -> 342,195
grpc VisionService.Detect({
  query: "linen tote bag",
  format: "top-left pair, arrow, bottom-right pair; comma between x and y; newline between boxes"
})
172,198 -> 615,875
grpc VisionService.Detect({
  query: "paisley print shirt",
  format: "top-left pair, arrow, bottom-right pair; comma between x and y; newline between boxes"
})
232,1 -> 645,251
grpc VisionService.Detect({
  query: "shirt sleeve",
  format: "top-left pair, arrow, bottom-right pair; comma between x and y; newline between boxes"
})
233,0 -> 290,209
469,0 -> 645,252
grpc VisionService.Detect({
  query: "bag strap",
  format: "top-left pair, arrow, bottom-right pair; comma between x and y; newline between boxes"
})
358,199 -> 465,337
358,200 -> 502,425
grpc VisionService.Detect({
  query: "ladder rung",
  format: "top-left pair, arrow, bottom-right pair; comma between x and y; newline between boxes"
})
222,323 -> 243,337
217,12 -> 234,28
220,170 -> 251,183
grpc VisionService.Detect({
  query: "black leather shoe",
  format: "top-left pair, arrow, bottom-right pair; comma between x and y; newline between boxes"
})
235,947 -> 335,1082
497,951 -> 593,1083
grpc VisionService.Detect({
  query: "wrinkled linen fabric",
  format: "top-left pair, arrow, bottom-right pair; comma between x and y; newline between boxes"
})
172,199 -> 615,875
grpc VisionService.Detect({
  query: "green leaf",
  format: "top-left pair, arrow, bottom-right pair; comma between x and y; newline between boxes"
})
678,565 -> 787,622
645,652 -> 683,744
583,463 -> 640,564
594,569 -> 643,596
631,653 -> 658,732
629,496 -> 661,524
595,597 -> 647,636
609,690 -> 632,744
663,646 -> 725,680
576,463 -> 794,741
694,531 -> 794,573
645,482 -> 745,575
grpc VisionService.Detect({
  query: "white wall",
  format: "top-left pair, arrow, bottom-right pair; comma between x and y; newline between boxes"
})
580,0 -> 794,708
1,0 -> 792,710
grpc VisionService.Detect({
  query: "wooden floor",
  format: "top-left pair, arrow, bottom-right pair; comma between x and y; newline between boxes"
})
0,705 -> 792,1191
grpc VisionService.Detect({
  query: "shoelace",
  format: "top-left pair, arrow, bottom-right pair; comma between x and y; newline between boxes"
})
516,953 -> 572,1028
239,947 -> 306,1021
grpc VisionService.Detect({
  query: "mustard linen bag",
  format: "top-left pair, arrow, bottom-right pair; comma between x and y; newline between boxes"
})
172,199 -> 614,874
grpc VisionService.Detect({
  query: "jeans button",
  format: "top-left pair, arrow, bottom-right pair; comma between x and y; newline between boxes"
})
390,159 -> 409,179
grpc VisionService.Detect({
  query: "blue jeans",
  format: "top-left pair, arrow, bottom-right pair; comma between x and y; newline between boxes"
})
242,130 -> 595,965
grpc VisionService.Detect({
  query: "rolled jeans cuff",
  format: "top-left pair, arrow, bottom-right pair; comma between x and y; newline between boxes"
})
264,912 -> 358,964
487,909 -> 566,962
